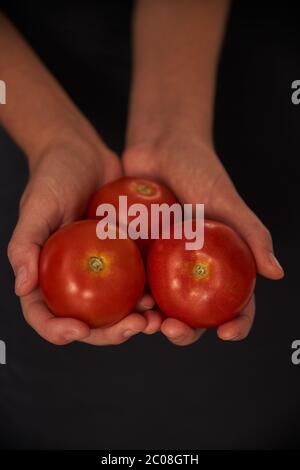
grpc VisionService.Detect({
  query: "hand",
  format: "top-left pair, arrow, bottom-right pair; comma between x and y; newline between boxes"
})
7,135 -> 161,345
123,132 -> 284,346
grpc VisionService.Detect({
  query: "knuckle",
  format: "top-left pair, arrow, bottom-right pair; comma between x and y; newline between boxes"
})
19,182 -> 35,212
7,240 -> 17,264
244,220 -> 272,245
261,226 -> 272,244
19,191 -> 29,212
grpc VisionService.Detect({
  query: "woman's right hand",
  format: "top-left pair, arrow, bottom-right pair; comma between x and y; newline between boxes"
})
7,135 -> 160,345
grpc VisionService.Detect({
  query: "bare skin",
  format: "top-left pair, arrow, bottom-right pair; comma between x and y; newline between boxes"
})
124,0 -> 284,345
2,1 -> 284,346
1,13 -> 160,345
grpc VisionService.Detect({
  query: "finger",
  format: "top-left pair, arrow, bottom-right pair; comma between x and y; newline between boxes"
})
7,191 -> 61,296
143,310 -> 165,334
135,293 -> 155,312
21,289 -> 90,345
211,192 -> 284,280
217,295 -> 256,341
161,318 -> 206,346
81,312 -> 147,346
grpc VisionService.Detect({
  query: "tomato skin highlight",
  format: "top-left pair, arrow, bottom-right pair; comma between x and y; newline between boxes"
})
147,219 -> 256,328
39,220 -> 145,328
87,177 -> 178,254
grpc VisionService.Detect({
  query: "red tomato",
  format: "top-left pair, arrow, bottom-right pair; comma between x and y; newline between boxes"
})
39,220 -> 145,328
147,219 -> 256,328
87,177 -> 178,254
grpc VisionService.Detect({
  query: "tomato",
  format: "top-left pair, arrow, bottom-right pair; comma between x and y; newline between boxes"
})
87,177 -> 178,254
147,219 -> 256,328
39,220 -> 145,328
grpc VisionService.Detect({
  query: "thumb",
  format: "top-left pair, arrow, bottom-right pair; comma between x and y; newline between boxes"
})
211,192 -> 284,280
7,191 -> 62,296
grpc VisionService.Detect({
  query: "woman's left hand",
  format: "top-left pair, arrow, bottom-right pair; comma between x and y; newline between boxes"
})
123,132 -> 284,346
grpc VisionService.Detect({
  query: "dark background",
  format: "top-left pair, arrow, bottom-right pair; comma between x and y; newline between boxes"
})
0,0 -> 299,449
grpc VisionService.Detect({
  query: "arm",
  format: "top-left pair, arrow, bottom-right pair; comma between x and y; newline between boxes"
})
124,0 -> 284,346
1,13 -> 158,345
0,13 -> 105,168
126,0 -> 228,147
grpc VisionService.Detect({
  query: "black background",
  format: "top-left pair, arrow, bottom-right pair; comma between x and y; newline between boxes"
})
0,0 -> 299,449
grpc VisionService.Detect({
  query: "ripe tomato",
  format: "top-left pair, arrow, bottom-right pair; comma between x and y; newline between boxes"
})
147,219 -> 256,328
87,177 -> 178,254
39,220 -> 145,328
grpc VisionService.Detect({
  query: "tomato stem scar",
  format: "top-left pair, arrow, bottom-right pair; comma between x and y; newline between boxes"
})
88,256 -> 105,272
193,262 -> 209,279
136,183 -> 154,196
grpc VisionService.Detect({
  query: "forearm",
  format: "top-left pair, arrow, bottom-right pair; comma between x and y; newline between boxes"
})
0,13 -> 104,167
127,0 -> 230,146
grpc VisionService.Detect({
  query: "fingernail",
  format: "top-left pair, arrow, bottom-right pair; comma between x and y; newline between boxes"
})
219,330 -> 239,340
169,335 -> 185,342
64,330 -> 82,341
142,303 -> 154,311
123,330 -> 136,339
15,266 -> 27,293
222,334 -> 239,341
269,252 -> 284,273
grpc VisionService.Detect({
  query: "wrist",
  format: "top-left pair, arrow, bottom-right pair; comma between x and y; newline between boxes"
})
27,117 -> 108,175
126,117 -> 213,152
126,101 -> 213,149
127,68 -> 215,148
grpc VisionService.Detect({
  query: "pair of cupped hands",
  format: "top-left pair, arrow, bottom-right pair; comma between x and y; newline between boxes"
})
7,126 -> 284,347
